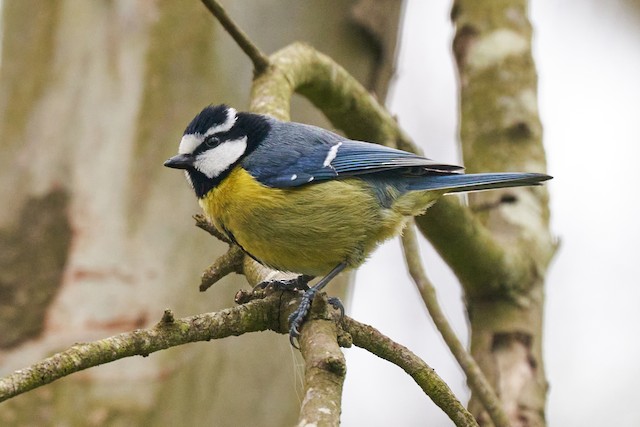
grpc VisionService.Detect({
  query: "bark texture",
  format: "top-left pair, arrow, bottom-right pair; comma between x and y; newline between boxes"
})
449,1 -> 555,425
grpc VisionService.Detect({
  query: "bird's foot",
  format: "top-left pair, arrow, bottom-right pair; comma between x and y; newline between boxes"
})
288,293 -> 345,348
288,287 -> 318,347
254,274 -> 313,292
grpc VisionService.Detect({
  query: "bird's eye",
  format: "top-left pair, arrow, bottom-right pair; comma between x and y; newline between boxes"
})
204,136 -> 219,147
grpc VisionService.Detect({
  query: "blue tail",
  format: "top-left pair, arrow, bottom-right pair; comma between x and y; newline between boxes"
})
407,172 -> 552,193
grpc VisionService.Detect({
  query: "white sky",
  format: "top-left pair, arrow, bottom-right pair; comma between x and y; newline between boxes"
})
343,1 -> 640,426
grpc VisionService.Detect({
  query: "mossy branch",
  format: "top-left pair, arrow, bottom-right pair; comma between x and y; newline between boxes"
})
0,296 -> 287,403
1,297 -> 473,426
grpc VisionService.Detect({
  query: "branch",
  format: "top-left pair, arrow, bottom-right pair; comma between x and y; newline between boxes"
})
401,221 -> 510,427
199,245 -> 244,291
2,278 -> 476,427
450,2 -> 555,423
0,296 -> 288,403
200,0 -> 270,74
297,316 -> 346,426
3,292 -> 439,427
343,317 -> 478,427
194,213 -> 231,243
416,197 -> 535,299
250,42 -> 400,141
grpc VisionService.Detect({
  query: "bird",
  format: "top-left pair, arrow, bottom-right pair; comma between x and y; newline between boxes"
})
164,104 -> 551,344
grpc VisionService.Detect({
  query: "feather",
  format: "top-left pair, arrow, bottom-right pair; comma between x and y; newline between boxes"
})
242,120 -> 463,188
405,172 -> 551,193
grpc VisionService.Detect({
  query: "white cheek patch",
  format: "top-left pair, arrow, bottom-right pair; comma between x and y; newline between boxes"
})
179,133 -> 203,154
193,136 -> 247,178
204,108 -> 237,137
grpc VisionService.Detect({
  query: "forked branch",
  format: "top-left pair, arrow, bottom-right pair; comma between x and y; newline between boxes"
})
1,298 -> 475,427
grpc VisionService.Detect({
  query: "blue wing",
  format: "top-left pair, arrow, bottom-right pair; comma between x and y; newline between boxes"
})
241,120 -> 462,188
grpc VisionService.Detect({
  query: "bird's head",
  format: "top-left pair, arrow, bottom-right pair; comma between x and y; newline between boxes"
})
164,104 -> 269,198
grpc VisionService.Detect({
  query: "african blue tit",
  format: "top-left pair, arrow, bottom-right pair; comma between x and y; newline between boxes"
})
164,104 -> 551,342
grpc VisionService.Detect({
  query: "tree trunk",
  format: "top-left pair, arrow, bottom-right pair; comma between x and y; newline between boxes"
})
451,1 -> 555,425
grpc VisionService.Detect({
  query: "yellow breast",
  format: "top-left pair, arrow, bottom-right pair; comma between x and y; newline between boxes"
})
199,167 -> 407,276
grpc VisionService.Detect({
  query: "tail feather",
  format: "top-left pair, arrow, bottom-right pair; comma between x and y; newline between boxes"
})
407,172 -> 552,194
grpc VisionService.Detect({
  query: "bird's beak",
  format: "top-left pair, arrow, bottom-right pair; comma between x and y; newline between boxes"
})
164,153 -> 194,170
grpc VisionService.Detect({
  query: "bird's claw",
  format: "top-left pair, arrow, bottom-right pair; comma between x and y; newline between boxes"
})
287,291 -> 345,348
255,275 -> 313,293
287,287 -> 317,348
327,297 -> 345,320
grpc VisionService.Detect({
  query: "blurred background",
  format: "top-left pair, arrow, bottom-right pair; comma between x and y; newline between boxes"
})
0,0 -> 638,426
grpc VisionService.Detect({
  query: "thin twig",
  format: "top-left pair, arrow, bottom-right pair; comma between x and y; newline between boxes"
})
342,317 -> 478,427
401,221 -> 511,427
200,0 -> 270,74
194,213 -> 230,243
200,245 -> 244,291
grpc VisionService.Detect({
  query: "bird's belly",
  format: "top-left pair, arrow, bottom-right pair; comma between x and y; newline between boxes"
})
199,168 -> 406,276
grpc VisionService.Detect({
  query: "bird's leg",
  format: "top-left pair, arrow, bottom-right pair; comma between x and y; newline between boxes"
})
288,262 -> 347,347
254,274 -> 314,292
